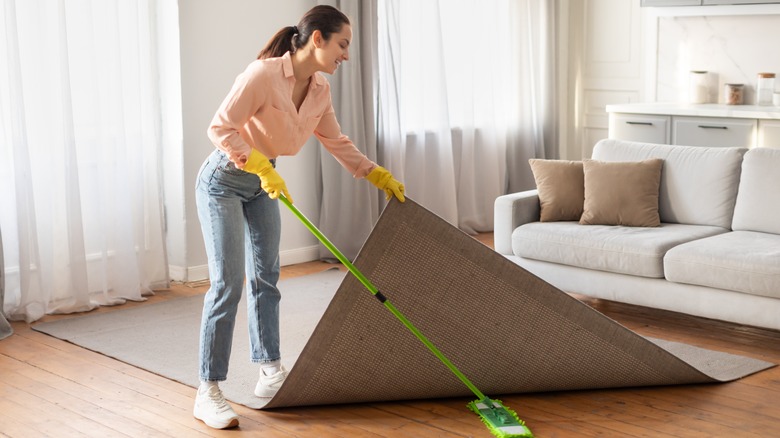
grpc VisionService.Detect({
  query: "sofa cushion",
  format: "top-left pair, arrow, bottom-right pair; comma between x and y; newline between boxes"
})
529,159 -> 584,222
591,139 -> 746,229
580,158 -> 663,227
732,148 -> 780,235
512,222 -> 728,278
664,231 -> 780,300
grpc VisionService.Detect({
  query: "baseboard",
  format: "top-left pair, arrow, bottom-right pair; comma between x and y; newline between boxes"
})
168,264 -> 210,283
168,245 -> 321,283
280,245 -> 320,267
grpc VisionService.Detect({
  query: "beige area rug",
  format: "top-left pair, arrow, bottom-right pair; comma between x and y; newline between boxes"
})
33,268 -> 346,409
34,199 -> 775,410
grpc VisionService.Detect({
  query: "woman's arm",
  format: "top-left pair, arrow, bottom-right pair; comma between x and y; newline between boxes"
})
313,107 -> 375,177
314,103 -> 404,202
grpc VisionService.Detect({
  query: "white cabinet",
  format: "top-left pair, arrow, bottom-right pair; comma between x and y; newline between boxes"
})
672,117 -> 756,148
640,0 -> 701,5
703,0 -> 780,4
758,120 -> 780,149
641,0 -> 780,5
607,103 -> 780,149
609,114 -> 670,144
610,113 -> 761,148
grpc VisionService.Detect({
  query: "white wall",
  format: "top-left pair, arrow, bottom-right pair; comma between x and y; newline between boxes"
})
168,0 -> 320,281
654,12 -> 780,104
567,0 -> 645,160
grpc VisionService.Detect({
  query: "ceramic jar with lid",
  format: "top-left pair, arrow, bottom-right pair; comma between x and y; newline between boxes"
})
689,71 -> 709,104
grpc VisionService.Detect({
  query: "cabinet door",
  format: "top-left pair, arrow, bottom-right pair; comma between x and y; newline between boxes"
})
703,0 -> 780,4
672,116 -> 756,148
609,113 -> 670,144
758,120 -> 780,149
640,0 -> 701,5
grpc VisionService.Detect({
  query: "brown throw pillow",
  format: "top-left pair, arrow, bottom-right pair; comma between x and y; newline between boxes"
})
580,158 -> 663,227
529,159 -> 584,222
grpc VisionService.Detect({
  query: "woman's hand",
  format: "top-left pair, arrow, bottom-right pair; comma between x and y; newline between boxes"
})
243,149 -> 293,203
366,166 -> 405,202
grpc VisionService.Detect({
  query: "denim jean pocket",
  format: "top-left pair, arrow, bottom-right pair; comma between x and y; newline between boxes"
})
219,160 -> 247,176
196,151 -> 220,188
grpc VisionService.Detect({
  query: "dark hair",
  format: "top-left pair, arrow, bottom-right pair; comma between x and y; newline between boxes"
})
257,5 -> 350,60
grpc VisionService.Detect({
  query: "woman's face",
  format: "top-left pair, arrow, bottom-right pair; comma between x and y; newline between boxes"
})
315,24 -> 352,74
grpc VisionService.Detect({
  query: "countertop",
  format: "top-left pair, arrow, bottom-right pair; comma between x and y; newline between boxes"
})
606,102 -> 780,120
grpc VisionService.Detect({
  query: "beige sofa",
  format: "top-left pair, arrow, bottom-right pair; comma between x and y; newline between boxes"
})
494,139 -> 780,330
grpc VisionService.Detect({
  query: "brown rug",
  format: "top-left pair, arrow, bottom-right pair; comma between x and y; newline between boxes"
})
264,198 -> 774,408
33,198 -> 774,411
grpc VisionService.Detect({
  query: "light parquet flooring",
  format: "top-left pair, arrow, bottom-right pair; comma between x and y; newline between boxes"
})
1,233 -> 779,437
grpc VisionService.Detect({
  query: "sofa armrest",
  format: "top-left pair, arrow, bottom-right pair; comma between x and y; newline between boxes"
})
494,190 -> 540,255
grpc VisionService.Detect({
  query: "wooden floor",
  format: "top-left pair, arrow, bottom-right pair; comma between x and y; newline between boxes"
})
2,233 -> 779,437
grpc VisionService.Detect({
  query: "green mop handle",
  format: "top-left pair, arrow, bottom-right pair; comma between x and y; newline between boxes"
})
279,194 -> 489,403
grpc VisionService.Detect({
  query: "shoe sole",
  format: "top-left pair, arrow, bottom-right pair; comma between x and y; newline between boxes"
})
254,386 -> 279,398
194,410 -> 239,429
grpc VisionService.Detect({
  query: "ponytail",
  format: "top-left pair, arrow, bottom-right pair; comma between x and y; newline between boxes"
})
257,5 -> 349,60
257,26 -> 298,60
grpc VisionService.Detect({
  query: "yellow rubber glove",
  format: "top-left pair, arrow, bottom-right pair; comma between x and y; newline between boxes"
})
365,166 -> 405,202
242,149 -> 293,203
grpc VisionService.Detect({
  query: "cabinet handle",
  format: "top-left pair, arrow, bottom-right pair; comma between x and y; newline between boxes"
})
698,125 -> 728,129
626,121 -> 653,126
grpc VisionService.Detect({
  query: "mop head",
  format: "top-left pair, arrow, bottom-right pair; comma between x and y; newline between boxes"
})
467,399 -> 534,438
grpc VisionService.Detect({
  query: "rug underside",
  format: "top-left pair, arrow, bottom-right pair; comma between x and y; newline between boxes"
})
33,198 -> 775,410
263,198 -> 774,408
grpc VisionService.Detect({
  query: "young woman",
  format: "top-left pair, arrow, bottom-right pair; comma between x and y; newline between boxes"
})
193,5 -> 404,430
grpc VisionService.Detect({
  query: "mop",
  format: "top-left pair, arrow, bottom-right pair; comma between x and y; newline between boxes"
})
280,194 -> 533,438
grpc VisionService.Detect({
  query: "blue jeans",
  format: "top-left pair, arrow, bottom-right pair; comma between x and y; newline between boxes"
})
195,149 -> 281,382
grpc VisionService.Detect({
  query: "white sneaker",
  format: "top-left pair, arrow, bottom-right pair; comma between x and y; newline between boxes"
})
255,366 -> 288,397
193,383 -> 239,429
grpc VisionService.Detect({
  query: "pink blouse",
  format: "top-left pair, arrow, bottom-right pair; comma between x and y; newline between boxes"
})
207,51 -> 376,177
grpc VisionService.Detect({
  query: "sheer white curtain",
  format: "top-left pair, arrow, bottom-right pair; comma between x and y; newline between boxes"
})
0,228 -> 10,339
377,0 -> 558,232
0,0 -> 172,324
